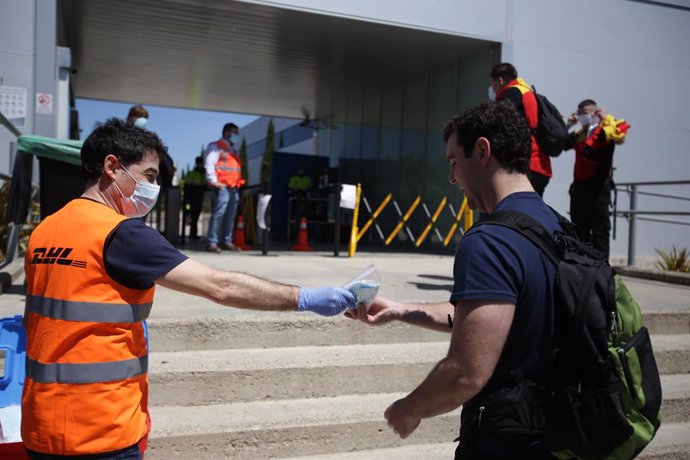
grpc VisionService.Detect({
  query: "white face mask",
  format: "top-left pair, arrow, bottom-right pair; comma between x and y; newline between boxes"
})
577,114 -> 592,127
488,86 -> 497,102
113,164 -> 160,218
134,117 -> 148,129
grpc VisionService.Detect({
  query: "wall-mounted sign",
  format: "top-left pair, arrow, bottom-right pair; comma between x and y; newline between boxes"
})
36,92 -> 53,115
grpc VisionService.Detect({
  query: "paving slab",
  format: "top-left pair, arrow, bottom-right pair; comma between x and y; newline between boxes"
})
2,250 -> 688,319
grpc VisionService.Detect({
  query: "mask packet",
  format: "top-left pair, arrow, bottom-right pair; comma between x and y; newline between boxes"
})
343,264 -> 381,313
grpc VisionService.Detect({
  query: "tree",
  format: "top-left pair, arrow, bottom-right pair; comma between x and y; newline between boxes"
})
260,119 -> 275,191
239,138 -> 248,184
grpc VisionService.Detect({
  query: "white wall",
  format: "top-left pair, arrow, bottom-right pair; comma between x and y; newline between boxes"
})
0,0 -> 36,176
507,0 -> 690,258
246,0 -> 690,259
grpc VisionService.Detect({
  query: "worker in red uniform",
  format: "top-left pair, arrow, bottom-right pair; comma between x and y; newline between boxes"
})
566,99 -> 630,258
489,63 -> 551,196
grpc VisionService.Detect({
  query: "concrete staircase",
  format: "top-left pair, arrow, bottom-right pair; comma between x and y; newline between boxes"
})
145,311 -> 690,459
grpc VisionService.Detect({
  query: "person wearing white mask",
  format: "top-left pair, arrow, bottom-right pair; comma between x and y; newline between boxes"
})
21,117 -> 357,459
127,104 -> 149,129
488,63 -> 553,197
565,99 -> 630,258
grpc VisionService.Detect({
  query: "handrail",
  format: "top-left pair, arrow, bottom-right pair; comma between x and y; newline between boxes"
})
0,112 -> 22,138
613,179 -> 690,266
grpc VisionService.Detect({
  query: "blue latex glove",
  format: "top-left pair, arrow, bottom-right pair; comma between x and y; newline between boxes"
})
297,287 -> 357,317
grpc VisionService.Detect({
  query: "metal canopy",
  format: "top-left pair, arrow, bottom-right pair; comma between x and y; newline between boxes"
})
58,0 -> 493,118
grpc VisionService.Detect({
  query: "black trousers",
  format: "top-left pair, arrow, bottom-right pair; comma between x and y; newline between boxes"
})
569,177 -> 612,258
184,189 -> 205,239
528,171 -> 550,197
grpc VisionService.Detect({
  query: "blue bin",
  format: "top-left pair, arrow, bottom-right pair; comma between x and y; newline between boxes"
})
0,315 -> 26,408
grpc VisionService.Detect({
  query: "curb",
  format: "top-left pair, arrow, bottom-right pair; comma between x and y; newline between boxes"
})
614,266 -> 690,286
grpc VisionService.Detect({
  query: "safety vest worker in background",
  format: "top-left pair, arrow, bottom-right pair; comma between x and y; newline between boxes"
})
21,117 -> 356,459
489,62 -> 552,196
204,122 -> 246,252
565,99 -> 630,258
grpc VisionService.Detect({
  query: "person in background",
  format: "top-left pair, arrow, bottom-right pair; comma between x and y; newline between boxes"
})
183,155 -> 207,240
566,99 -> 630,258
126,105 -> 149,129
21,118 -> 356,460
126,104 -> 175,204
350,101 -> 561,459
489,63 -> 552,196
204,122 -> 245,253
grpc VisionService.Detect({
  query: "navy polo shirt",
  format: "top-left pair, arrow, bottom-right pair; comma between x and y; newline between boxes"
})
450,192 -> 561,391
105,218 -> 188,290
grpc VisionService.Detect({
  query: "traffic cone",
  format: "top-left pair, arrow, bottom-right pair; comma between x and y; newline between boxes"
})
291,216 -> 313,251
233,215 -> 252,250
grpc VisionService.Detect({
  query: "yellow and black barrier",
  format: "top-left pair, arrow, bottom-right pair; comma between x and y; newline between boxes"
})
348,183 -> 474,257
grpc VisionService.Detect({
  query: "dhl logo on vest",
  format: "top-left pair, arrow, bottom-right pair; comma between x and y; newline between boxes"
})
30,247 -> 87,268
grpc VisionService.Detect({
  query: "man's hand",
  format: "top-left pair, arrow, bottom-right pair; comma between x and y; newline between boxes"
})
567,112 -> 578,127
346,296 -> 402,325
211,182 -> 226,189
384,398 -> 421,439
297,287 -> 357,317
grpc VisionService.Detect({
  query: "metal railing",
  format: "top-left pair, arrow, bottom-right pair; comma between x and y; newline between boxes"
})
613,180 -> 690,266
0,112 -> 22,268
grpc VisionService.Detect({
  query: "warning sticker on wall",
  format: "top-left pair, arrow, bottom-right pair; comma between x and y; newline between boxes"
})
36,92 -> 53,115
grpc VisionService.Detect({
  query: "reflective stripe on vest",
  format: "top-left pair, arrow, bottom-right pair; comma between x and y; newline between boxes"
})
26,294 -> 152,323
26,356 -> 148,384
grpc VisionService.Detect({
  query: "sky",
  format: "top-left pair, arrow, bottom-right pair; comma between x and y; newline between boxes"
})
75,98 -> 259,174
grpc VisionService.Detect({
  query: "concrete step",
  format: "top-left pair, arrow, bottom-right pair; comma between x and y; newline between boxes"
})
276,423 -> 690,460
146,394 -> 689,460
146,392 -> 461,460
148,339 -> 690,407
148,342 -> 448,406
147,311 -> 690,352
281,424 -> 690,460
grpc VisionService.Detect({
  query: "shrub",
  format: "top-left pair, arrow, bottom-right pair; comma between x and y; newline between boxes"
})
654,245 -> 690,273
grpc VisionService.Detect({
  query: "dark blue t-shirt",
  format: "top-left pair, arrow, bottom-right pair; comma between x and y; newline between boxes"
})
450,192 -> 561,393
105,219 -> 188,290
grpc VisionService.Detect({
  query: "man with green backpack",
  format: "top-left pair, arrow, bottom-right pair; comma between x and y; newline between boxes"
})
350,100 -> 661,459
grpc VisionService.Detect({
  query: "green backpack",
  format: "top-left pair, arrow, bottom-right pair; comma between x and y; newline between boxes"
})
481,210 -> 662,460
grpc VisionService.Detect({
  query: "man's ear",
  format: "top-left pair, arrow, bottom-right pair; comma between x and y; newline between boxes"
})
103,154 -> 120,180
475,137 -> 491,165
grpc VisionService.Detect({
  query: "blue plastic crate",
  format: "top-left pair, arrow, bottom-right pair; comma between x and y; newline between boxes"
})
0,315 -> 26,408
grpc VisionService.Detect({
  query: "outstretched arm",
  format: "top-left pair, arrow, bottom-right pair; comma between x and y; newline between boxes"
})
156,258 -> 355,316
384,299 -> 515,438
347,296 -> 454,333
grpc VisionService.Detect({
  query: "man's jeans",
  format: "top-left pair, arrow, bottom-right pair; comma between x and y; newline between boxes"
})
27,443 -> 142,459
207,186 -> 239,245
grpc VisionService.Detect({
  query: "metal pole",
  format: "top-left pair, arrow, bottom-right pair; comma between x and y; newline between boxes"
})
627,185 -> 638,266
334,183 -> 341,257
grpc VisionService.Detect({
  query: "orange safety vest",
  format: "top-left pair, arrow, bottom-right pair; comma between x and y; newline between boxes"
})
214,140 -> 245,188
497,78 -> 552,177
22,199 -> 153,456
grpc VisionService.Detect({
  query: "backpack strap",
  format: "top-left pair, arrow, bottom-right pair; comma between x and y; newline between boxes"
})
473,210 -> 561,265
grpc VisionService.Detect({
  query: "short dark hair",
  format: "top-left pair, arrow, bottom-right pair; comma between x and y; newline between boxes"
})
126,105 -> 148,121
489,63 -> 518,81
81,117 -> 168,180
443,101 -> 531,174
222,123 -> 239,135
577,99 -> 597,110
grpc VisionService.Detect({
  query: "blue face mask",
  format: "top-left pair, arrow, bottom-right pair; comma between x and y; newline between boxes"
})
134,117 -> 148,129
230,133 -> 240,145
